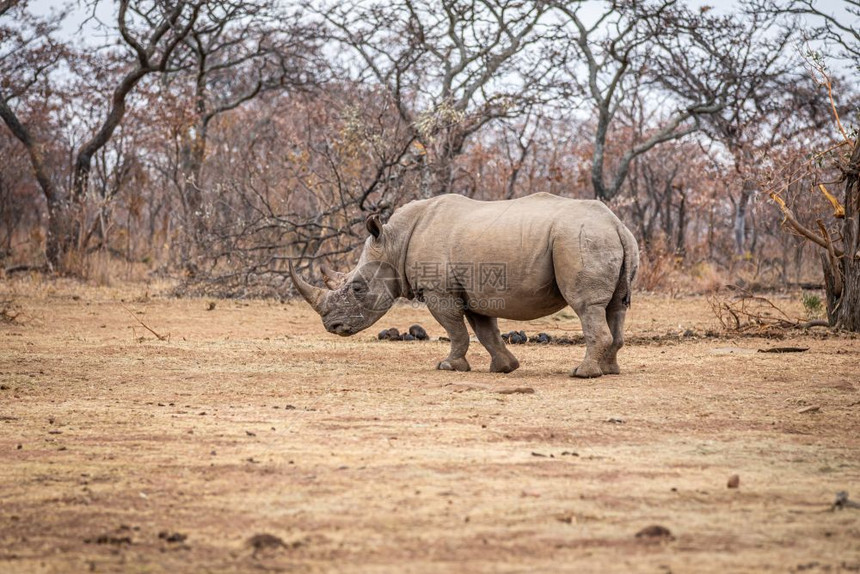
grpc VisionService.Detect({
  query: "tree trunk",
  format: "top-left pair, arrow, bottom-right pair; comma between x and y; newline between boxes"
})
676,189 -> 687,258
734,177 -> 755,255
44,197 -> 84,270
823,138 -> 860,331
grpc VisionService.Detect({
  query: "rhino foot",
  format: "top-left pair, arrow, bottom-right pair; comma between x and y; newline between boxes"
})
490,356 -> 520,374
438,358 -> 471,372
570,363 -> 603,378
600,361 -> 621,375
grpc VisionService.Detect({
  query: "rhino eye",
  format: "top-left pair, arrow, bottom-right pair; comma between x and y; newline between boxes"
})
351,282 -> 367,294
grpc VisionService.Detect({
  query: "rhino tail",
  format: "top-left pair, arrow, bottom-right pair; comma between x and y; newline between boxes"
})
616,223 -> 639,308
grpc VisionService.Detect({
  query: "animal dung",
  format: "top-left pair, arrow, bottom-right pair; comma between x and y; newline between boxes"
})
408,324 -> 429,340
727,474 -> 740,489
378,327 -> 401,341
502,330 -> 528,344
378,325 -> 429,341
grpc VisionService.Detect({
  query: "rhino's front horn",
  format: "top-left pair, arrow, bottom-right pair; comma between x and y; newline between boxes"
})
289,260 -> 327,315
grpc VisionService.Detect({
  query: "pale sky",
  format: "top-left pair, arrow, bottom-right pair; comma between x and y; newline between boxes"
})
27,0 -> 854,39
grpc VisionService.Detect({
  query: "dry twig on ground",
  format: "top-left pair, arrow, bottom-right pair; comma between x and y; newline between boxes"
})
120,303 -> 170,342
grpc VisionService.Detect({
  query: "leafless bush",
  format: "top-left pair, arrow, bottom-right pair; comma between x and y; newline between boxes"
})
0,298 -> 22,324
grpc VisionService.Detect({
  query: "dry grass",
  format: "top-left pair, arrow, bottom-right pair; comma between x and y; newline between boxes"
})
1,280 -> 859,573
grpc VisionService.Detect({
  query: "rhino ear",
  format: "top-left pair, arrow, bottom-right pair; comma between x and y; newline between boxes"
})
366,214 -> 382,239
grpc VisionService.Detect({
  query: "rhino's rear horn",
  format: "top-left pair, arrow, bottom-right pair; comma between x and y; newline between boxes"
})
320,264 -> 346,290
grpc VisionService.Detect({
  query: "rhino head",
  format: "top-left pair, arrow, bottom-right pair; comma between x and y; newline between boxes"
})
289,214 -> 400,336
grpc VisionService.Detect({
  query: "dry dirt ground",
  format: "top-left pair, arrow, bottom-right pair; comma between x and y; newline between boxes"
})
1,278 -> 859,573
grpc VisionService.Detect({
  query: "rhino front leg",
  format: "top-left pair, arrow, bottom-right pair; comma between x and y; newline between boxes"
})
571,303 -> 612,378
466,312 -> 520,373
426,295 -> 471,372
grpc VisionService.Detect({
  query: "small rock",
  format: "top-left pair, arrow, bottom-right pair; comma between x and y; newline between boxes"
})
408,324 -> 429,340
530,332 -> 552,344
206,301 -> 216,311
635,525 -> 674,540
401,333 -> 415,341
377,329 -> 390,340
727,474 -> 740,489
606,417 -> 625,424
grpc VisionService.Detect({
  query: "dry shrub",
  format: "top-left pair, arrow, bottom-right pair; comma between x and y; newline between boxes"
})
637,243 -> 678,292
1,298 -> 23,324
78,251 -> 154,286
686,261 -> 725,294
637,235 -> 728,295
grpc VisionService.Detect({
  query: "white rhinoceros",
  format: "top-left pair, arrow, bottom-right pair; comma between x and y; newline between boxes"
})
290,192 -> 639,378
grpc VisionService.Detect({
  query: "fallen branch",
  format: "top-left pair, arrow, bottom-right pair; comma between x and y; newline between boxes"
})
708,290 -> 829,333
757,347 -> 809,353
120,303 -> 169,342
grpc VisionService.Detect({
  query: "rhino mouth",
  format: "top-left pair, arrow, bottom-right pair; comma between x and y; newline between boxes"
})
326,321 -> 355,336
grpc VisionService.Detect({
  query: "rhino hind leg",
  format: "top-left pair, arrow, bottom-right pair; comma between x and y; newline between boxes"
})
466,312 -> 520,374
601,299 -> 626,375
427,295 -> 471,372
569,303 -> 613,379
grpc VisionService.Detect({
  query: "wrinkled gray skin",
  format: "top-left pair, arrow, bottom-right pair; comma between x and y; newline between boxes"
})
290,193 -> 639,378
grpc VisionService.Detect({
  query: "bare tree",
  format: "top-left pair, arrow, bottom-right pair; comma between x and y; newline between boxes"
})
0,0 -> 201,270
550,1 -> 793,205
163,1 -> 318,268
319,0 -> 552,200
764,0 -> 860,329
